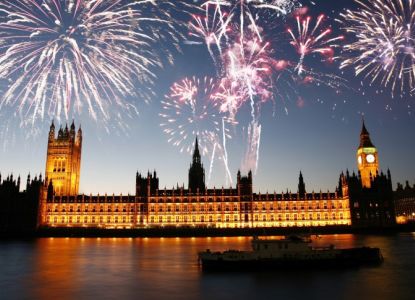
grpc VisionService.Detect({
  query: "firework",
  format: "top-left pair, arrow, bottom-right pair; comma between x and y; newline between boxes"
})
160,76 -> 235,184
338,0 -> 415,97
0,0 -> 192,126
288,14 -> 344,75
222,35 -> 275,113
219,34 -> 275,173
188,2 -> 232,62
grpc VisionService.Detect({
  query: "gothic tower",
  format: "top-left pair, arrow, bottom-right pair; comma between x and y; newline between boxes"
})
188,137 -> 205,193
45,121 -> 82,196
357,119 -> 379,188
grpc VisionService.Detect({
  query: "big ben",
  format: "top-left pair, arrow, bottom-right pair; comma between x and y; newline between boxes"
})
357,120 -> 379,188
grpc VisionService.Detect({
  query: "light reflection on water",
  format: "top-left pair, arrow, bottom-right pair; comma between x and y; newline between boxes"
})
1,234 -> 415,300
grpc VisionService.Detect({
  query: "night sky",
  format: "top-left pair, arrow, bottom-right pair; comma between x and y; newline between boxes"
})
0,0 -> 414,195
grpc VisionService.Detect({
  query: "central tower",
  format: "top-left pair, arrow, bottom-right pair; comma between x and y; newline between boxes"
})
357,120 -> 379,188
188,137 -> 206,193
45,121 -> 82,196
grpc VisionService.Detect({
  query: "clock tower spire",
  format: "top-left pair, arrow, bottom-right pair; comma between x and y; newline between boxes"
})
357,119 -> 379,188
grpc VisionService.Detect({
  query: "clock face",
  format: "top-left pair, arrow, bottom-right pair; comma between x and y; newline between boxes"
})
358,156 -> 362,165
366,154 -> 375,163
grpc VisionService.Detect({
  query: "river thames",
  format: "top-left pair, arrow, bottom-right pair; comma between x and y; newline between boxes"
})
1,233 -> 415,300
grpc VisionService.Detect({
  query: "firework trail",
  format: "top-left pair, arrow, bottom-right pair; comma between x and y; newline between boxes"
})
338,0 -> 415,97
159,76 -> 235,185
288,14 -> 344,75
0,0 -> 193,127
241,120 -> 261,176
220,32 -> 277,173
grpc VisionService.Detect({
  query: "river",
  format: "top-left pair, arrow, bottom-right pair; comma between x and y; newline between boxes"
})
1,233 -> 415,300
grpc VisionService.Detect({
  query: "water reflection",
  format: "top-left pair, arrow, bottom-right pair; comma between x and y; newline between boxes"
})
0,234 -> 414,300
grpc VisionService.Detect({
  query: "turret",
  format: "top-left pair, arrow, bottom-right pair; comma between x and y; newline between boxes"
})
76,125 -> 82,145
298,171 -> 306,198
70,120 -> 76,140
48,120 -> 55,142
237,170 -> 253,196
64,124 -> 69,138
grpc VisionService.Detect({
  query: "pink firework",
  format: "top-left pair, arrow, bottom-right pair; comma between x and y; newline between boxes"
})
188,3 -> 232,61
288,14 -> 344,75
160,76 -> 233,155
160,76 -> 235,184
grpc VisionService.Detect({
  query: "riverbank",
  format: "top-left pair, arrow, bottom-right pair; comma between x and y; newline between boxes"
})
1,223 -> 414,239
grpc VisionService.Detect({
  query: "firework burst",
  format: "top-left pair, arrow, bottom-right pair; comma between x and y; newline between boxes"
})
160,76 -> 234,154
160,76 -> 235,184
188,2 -> 232,62
338,0 -> 415,97
0,0 -> 192,126
288,14 -> 344,75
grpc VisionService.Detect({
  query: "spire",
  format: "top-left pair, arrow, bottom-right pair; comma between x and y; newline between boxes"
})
188,136 -> 205,193
298,171 -> 306,197
359,118 -> 375,148
193,136 -> 200,159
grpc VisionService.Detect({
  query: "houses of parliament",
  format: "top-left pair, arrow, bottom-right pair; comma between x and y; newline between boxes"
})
26,120 -> 396,229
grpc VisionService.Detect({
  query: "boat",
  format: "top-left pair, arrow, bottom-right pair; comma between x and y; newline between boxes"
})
198,236 -> 383,271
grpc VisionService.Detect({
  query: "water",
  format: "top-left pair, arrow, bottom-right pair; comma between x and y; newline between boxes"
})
1,234 -> 415,300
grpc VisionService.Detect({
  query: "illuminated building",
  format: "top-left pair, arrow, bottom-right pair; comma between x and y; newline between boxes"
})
45,121 -> 82,196
38,120 -> 397,229
394,181 -> 415,224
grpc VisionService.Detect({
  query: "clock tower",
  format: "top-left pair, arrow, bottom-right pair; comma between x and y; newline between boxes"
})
357,120 -> 379,188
